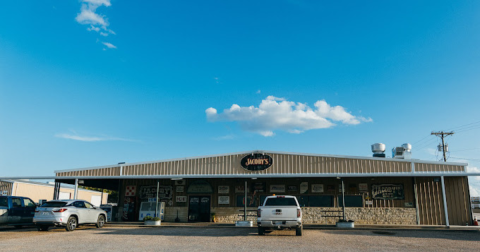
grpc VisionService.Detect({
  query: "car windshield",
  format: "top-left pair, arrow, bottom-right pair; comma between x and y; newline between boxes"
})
41,202 -> 67,207
264,197 -> 297,206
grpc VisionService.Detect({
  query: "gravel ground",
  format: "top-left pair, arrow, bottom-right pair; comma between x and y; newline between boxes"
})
0,226 -> 478,252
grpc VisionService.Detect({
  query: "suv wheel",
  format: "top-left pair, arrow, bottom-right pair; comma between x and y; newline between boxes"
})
65,216 -> 77,232
96,215 -> 105,228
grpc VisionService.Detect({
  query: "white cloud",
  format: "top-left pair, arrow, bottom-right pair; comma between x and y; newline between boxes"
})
76,4 -> 108,27
55,132 -> 132,142
83,0 -> 111,7
102,42 -> 117,49
256,90 -> 261,94
206,96 -> 372,136
468,166 -> 480,197
470,186 -> 479,197
87,25 -> 100,32
76,0 -> 116,46
214,134 -> 236,140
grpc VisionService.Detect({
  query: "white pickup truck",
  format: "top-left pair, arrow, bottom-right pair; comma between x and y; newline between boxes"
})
257,195 -> 303,236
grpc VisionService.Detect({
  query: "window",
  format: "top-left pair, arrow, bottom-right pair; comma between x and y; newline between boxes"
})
11,198 -> 22,208
0,197 -> 7,207
42,202 -> 67,207
295,195 -> 334,207
264,197 -> 297,206
308,196 -> 334,207
337,195 -> 363,207
84,202 -> 94,209
73,201 -> 86,208
23,198 -> 36,208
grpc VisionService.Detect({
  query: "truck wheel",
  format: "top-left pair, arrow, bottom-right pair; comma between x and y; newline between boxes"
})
258,227 -> 265,235
96,215 -> 105,228
296,226 -> 303,236
37,226 -> 49,231
65,216 -> 77,232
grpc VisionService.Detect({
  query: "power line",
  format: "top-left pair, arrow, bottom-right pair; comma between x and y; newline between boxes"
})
445,120 -> 480,132
431,131 -> 454,162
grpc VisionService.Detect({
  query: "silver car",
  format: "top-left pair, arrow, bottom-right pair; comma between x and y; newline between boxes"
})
33,200 -> 107,231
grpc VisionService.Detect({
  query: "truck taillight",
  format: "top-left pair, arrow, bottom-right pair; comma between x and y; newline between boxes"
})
53,208 -> 67,213
297,209 -> 301,218
257,209 -> 262,217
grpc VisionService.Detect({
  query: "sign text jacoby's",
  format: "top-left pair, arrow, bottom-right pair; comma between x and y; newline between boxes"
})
240,153 -> 273,171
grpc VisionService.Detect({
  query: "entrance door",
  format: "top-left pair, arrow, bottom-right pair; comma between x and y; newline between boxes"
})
188,196 -> 210,222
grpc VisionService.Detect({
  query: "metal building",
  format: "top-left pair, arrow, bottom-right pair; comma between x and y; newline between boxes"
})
53,150 -> 473,226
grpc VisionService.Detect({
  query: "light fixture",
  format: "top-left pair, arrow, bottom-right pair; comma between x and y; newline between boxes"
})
171,178 -> 183,181
251,178 -> 257,180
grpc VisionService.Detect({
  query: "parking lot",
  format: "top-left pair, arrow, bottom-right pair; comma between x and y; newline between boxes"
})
0,226 -> 478,252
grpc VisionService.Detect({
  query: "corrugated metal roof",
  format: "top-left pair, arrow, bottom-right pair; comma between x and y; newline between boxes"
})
54,150 -> 468,177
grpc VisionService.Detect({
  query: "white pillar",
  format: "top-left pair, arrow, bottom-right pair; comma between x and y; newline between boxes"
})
74,178 -> 79,200
440,176 -> 449,227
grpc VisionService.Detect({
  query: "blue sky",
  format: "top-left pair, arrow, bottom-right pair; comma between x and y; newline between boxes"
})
1,1 -> 479,195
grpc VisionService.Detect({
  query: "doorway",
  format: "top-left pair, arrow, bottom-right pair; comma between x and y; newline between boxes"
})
188,196 -> 211,222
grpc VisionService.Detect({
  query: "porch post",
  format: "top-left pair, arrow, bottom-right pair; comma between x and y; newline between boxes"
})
440,176 -> 449,227
74,178 -> 79,199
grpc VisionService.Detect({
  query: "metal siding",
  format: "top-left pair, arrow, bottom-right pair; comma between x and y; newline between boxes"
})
445,177 -> 471,225
55,154 -> 465,178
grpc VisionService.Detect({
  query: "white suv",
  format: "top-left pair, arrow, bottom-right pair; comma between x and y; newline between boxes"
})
33,200 -> 107,231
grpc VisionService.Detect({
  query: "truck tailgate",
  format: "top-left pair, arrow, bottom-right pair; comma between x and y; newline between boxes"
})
260,206 -> 298,220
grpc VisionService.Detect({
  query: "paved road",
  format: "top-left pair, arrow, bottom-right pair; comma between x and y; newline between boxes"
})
0,226 -> 478,252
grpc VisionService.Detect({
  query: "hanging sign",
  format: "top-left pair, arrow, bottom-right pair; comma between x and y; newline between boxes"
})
372,184 -> 405,200
240,153 -> 273,171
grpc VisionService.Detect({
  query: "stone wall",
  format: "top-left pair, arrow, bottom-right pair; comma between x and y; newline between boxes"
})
211,207 -> 417,225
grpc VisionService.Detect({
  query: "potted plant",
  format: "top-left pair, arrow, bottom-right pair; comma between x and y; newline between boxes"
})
211,212 -> 216,223
336,219 -> 354,228
144,216 -> 161,226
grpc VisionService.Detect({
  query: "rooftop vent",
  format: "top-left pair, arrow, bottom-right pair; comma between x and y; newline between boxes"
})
392,143 -> 412,159
371,143 -> 386,158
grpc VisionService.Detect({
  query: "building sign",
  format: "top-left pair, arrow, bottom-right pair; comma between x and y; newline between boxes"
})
218,196 -> 230,205
251,182 -> 266,192
176,186 -> 184,193
125,186 -> 136,196
359,183 -> 368,192
311,184 -> 324,193
139,186 -> 173,200
300,182 -> 308,194
287,186 -> 297,192
372,184 -> 405,200
218,186 -> 229,194
187,180 -> 213,194
270,185 -> 285,193
235,185 -> 249,193
240,153 -> 273,171
176,196 -> 187,203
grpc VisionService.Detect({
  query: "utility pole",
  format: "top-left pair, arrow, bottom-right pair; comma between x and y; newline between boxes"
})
431,131 -> 454,162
